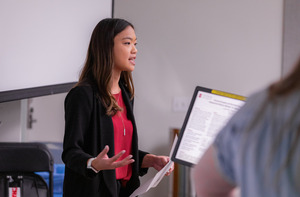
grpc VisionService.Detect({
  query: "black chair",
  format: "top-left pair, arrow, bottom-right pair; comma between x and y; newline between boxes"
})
0,142 -> 54,197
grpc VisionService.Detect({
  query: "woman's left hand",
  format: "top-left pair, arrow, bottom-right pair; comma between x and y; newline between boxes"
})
141,154 -> 174,176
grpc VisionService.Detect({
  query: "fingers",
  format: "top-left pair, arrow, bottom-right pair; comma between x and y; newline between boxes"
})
110,150 -> 126,162
112,154 -> 135,168
94,147 -> 135,170
96,145 -> 109,159
151,155 -> 175,176
165,163 -> 174,176
157,156 -> 170,168
161,156 -> 170,165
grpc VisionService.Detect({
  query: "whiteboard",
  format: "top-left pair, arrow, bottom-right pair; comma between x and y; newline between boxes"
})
0,0 -> 112,101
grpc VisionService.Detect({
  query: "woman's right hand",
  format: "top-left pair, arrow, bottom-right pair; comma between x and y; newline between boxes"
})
91,145 -> 135,171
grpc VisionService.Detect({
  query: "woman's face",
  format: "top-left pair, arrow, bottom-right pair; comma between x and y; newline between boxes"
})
113,26 -> 137,73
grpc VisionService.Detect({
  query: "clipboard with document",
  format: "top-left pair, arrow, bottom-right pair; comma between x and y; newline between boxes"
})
171,86 -> 246,167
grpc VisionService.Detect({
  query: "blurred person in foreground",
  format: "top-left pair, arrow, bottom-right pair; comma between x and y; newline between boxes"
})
193,59 -> 300,197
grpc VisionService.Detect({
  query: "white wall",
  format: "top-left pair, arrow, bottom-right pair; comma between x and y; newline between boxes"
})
23,93 -> 66,142
0,93 -> 66,142
115,0 -> 283,196
0,100 -> 22,141
282,0 -> 300,75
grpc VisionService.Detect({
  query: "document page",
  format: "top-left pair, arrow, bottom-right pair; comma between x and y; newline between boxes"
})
174,91 -> 244,165
129,136 -> 178,197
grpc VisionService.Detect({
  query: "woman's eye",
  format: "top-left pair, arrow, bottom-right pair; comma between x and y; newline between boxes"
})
124,42 -> 130,45
134,43 -> 138,46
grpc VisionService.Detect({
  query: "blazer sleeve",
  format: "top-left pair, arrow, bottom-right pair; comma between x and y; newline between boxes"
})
62,85 -> 96,178
138,150 -> 149,176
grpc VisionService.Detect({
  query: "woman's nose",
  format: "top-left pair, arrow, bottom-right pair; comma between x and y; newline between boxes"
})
132,45 -> 137,53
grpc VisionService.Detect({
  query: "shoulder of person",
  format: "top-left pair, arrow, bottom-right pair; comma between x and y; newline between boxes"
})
65,81 -> 96,106
243,87 -> 269,106
68,83 -> 93,97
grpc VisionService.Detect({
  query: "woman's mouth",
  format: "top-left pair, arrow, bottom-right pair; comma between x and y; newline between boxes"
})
129,57 -> 136,65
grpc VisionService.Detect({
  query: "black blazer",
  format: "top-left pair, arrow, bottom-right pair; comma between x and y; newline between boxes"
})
62,81 -> 148,197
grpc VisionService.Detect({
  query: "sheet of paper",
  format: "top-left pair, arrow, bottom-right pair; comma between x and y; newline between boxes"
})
129,136 -> 178,197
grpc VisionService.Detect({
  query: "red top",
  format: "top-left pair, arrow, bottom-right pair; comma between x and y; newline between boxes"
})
112,91 -> 133,183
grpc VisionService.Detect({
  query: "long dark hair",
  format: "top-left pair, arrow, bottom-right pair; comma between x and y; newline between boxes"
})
77,18 -> 135,116
269,59 -> 300,98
